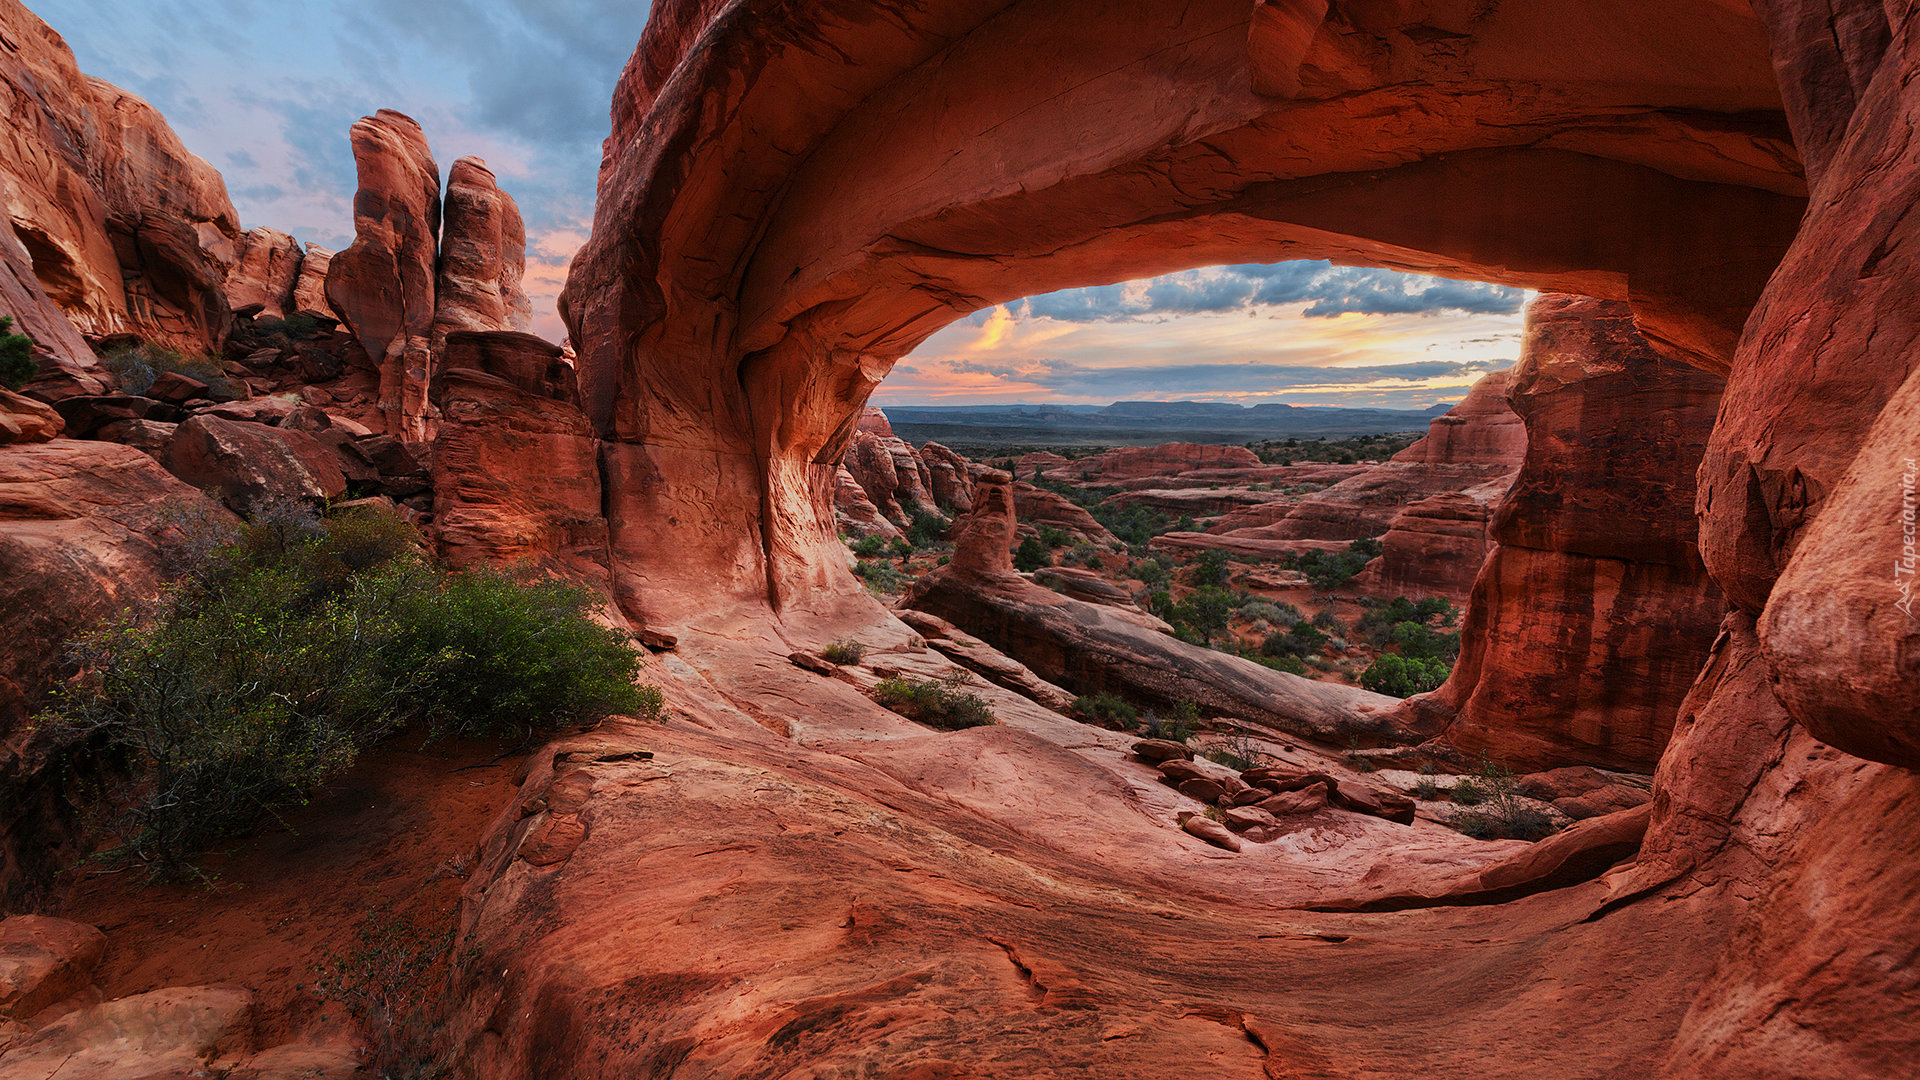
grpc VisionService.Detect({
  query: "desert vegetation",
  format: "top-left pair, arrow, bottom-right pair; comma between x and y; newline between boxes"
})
0,316 -> 34,390
43,501 -> 659,874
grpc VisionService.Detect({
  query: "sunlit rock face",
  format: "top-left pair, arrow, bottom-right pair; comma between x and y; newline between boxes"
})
325,110 -> 442,440
1410,295 -> 1728,774
0,0 -> 245,385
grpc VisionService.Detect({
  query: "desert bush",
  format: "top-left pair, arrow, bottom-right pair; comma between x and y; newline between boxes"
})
854,559 -> 911,594
1237,599 -> 1292,625
312,904 -> 458,1078
872,673 -> 996,730
1072,692 -> 1138,727
821,640 -> 866,665
0,316 -> 35,390
100,341 -> 232,398
1090,502 -> 1177,547
1128,556 -> 1171,587
1141,715 -> 1196,744
889,537 -> 915,560
1288,538 -> 1381,590
853,534 -> 886,559
1013,536 -> 1051,572
1358,653 -> 1450,698
45,505 -> 655,873
1448,758 -> 1556,841
905,511 -> 949,546
1262,621 -> 1327,659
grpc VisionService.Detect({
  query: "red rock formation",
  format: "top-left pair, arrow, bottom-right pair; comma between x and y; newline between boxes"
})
0,440 -> 232,704
289,243 -> 336,323
1352,481 -> 1509,602
1246,370 -> 1525,543
325,110 -> 441,440
163,415 -> 348,512
841,425 -> 937,525
1042,443 -> 1261,484
224,228 -> 302,320
1009,481 -> 1116,547
0,389 -> 61,444
430,331 -> 610,588
1409,296 -> 1726,772
432,158 -> 532,344
831,465 -> 900,540
918,441 -> 974,512
0,0 -> 243,371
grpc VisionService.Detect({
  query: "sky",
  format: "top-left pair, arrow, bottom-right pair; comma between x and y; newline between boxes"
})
37,0 -> 1528,410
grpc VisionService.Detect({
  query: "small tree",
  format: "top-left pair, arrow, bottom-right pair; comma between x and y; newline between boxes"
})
0,316 -> 35,391
1013,536 -> 1051,572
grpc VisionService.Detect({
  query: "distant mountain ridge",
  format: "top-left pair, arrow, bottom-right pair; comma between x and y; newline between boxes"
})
878,399 -> 1457,448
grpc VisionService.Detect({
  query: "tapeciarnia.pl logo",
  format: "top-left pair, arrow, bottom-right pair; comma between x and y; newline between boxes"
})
1899,457 -> 1917,620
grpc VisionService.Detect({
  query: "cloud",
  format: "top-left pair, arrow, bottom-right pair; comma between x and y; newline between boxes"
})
1012,262 -> 1526,323
931,358 -> 1508,398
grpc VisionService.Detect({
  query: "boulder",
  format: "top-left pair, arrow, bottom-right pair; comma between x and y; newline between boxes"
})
94,417 -> 176,458
165,414 -> 347,511
290,243 -> 338,323
0,984 -> 255,1078
919,441 -> 975,512
225,227 -> 303,320
1176,777 -> 1228,804
0,390 -> 62,445
1255,783 -> 1329,816
1174,812 -> 1241,852
0,916 -> 106,1020
50,395 -> 178,437
325,110 -> 441,439
432,158 -> 532,343
144,369 -> 210,404
1130,739 -> 1193,763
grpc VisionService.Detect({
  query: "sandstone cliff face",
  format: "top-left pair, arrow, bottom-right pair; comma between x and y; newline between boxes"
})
0,0 -> 242,380
325,110 -> 441,440
431,331 -> 609,589
433,158 -> 532,345
1415,295 -> 1726,773
223,228 -> 302,321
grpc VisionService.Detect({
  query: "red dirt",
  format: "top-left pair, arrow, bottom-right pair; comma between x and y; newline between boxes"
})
49,733 -> 526,1045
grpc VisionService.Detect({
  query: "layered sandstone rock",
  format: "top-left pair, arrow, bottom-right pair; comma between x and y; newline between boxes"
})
919,441 -> 975,512
1406,296 -> 1727,772
1351,481 -> 1509,602
0,0 -> 243,374
842,426 -> 938,524
289,243 -> 336,323
0,389 -> 61,445
1009,481 -> 1116,547
325,110 -> 441,440
430,331 -> 610,586
432,157 -> 532,344
223,228 -> 302,320
0,440 -> 233,704
1041,443 -> 1261,484
832,466 -> 901,540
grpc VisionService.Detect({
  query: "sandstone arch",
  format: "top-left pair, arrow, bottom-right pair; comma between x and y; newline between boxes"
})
561,0 -> 1808,631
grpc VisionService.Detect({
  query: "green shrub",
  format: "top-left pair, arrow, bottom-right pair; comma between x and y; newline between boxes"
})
821,640 -> 865,665
889,537 -> 915,561
1142,713 -> 1197,744
0,316 -> 35,391
1037,525 -> 1072,550
1172,586 -> 1234,644
905,511 -> 949,546
1013,536 -> 1051,572
1129,557 -> 1171,587
1091,502 -> 1178,547
100,342 -> 232,399
1288,538 -> 1382,590
44,505 -> 655,874
1358,654 -> 1450,698
1450,778 -> 1484,806
854,559 -> 910,594
853,535 -> 886,559
1072,692 -> 1138,727
1448,758 -> 1556,841
1262,621 -> 1326,659
1413,778 -> 1443,801
1191,549 -> 1231,587
872,674 -> 996,730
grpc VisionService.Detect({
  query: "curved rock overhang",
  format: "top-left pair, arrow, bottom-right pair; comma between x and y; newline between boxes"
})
562,0 -> 1805,629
